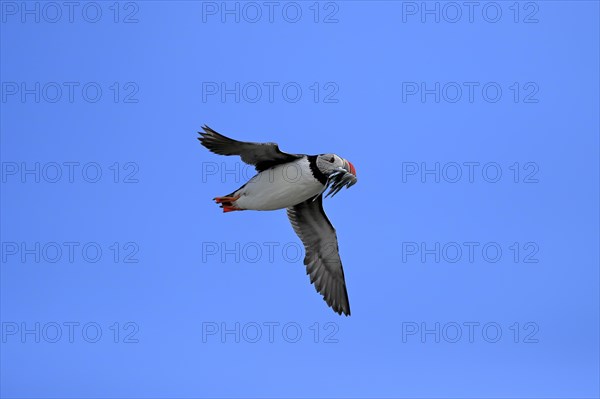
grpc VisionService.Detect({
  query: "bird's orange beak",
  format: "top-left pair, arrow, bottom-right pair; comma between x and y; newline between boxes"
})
343,159 -> 357,176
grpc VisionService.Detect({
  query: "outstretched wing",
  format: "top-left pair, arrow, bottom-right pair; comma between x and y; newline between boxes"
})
198,125 -> 302,172
287,195 -> 351,316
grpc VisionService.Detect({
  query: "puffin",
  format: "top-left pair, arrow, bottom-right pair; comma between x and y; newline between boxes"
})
198,125 -> 358,316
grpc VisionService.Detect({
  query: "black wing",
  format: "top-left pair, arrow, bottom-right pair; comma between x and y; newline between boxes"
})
287,195 -> 351,316
198,125 -> 302,172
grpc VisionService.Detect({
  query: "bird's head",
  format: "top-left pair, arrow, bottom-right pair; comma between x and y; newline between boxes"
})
315,154 -> 358,198
316,154 -> 357,177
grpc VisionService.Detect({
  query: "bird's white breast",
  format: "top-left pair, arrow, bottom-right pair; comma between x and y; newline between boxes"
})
234,157 -> 324,210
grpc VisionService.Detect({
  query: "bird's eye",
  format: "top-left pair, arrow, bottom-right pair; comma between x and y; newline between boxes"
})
329,157 -> 335,163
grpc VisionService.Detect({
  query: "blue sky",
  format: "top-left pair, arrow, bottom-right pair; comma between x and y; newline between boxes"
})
1,1 -> 599,398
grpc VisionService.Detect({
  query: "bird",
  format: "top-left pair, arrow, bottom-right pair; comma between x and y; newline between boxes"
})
197,125 -> 358,316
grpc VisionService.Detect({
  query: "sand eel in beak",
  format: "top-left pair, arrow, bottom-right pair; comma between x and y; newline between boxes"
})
198,125 -> 358,316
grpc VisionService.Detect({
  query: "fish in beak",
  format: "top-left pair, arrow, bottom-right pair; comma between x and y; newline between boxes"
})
316,158 -> 358,200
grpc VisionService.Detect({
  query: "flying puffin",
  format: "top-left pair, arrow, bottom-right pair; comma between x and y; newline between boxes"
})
198,125 -> 358,316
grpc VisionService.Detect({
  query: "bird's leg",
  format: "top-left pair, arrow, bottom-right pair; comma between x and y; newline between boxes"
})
222,205 -> 241,213
213,195 -> 242,212
213,196 -> 239,204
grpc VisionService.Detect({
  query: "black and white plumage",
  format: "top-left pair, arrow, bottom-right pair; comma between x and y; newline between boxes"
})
198,125 -> 357,316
